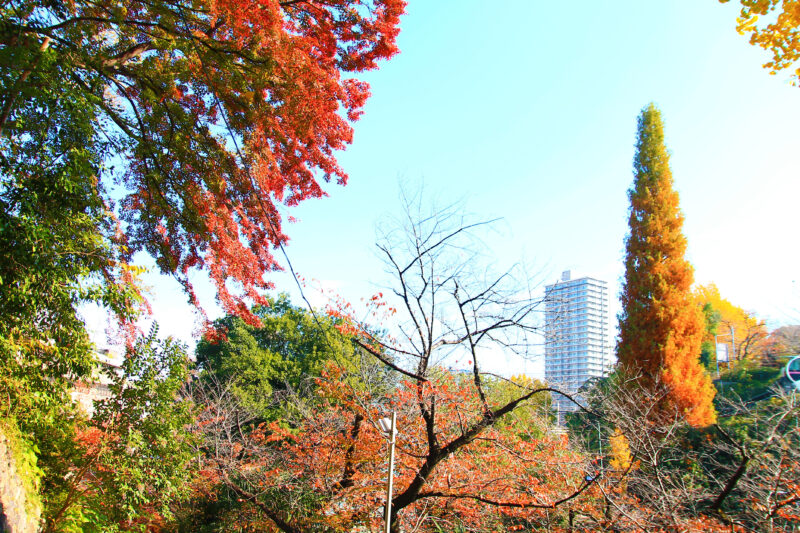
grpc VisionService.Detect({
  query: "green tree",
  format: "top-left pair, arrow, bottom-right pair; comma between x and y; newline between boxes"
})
195,294 -> 383,420
0,0 -> 404,449
485,374 -> 553,439
617,104 -> 716,427
0,52 -> 144,479
699,302 -> 721,370
42,329 -> 196,533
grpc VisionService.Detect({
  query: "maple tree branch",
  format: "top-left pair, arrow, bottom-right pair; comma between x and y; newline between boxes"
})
709,424 -> 750,511
335,413 -> 363,490
418,476 -> 598,509
351,338 -> 426,381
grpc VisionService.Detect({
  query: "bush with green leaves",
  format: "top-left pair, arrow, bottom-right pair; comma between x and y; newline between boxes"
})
41,329 -> 197,533
195,295 -> 389,421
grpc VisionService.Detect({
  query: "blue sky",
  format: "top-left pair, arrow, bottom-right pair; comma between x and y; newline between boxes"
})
86,1 -> 800,376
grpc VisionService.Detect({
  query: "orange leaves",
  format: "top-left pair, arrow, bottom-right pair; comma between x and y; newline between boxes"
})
234,366 -> 591,530
68,0 -> 408,327
76,426 -> 107,456
618,104 -> 716,427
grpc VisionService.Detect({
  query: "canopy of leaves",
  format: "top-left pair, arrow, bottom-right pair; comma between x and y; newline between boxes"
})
0,46 -> 144,444
41,329 -> 197,533
617,104 -> 716,427
195,294 -> 384,420
0,0 -> 405,350
722,0 -> 800,85
695,283 -> 770,365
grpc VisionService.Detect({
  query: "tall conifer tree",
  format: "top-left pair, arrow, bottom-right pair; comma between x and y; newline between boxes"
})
617,104 -> 716,427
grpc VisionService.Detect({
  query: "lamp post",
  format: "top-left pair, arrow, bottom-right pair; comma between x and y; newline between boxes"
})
378,412 -> 397,533
714,325 -> 736,376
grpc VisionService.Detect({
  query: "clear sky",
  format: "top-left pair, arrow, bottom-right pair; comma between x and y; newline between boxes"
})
86,1 -> 800,377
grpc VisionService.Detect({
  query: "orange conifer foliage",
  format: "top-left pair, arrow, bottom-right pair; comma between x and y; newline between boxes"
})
617,104 -> 716,427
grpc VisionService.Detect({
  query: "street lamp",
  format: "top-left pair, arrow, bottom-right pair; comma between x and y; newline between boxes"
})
715,325 -> 736,376
378,412 -> 397,533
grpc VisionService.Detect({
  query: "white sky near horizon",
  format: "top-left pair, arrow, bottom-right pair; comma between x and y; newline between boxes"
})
83,1 -> 800,379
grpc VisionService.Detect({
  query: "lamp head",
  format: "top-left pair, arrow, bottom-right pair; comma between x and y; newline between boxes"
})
378,417 -> 393,434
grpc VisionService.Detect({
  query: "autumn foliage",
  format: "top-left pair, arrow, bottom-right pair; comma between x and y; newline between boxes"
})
617,104 -> 716,427
723,0 -> 800,84
195,363 -> 598,532
1,0 -> 405,323
695,283 -> 771,364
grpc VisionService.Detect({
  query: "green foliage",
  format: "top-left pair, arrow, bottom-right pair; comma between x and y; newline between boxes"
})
196,294 -> 375,420
700,302 -> 721,370
484,374 -> 553,439
41,329 -> 197,533
0,60 -> 141,380
0,16 -> 144,491
716,362 -> 781,403
0,417 -> 44,519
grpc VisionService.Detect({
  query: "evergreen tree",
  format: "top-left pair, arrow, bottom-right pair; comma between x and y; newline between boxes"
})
617,104 -> 716,427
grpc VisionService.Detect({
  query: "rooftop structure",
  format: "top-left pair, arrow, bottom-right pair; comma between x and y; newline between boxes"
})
70,347 -> 123,417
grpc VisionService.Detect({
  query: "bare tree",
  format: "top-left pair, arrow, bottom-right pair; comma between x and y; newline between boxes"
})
187,197 -> 598,532
587,375 -> 715,530
576,373 -> 800,532
347,195 -> 596,531
707,390 -> 800,532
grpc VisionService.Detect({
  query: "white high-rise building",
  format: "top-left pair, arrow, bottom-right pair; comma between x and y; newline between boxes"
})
544,271 -> 612,420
